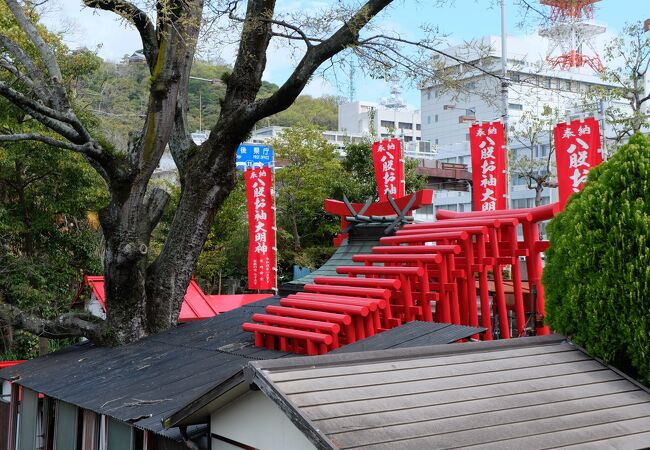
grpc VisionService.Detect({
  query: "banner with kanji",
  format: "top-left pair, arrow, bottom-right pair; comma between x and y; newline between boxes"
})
245,167 -> 275,290
554,117 -> 602,208
372,138 -> 405,202
469,121 -> 507,211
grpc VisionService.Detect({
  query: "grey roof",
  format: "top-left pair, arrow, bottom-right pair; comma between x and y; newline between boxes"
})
0,298 -> 481,437
249,335 -> 650,450
284,238 -> 376,287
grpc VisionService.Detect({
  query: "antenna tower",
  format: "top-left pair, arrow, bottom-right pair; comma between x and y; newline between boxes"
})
381,78 -> 406,110
538,0 -> 605,72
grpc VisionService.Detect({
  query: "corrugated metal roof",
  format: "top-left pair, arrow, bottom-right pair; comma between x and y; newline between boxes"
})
0,298 -> 481,437
249,335 -> 650,449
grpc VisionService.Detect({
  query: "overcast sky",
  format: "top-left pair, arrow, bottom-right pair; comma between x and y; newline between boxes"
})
38,0 -> 643,107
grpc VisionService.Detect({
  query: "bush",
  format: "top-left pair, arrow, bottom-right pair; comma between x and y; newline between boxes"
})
543,134 -> 650,384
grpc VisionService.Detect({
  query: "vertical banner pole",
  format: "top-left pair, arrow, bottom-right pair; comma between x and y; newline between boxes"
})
272,157 -> 278,295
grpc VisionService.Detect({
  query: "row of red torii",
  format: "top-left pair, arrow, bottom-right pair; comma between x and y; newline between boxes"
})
243,190 -> 558,355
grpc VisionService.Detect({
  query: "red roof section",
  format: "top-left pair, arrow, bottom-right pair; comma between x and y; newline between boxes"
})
205,294 -> 271,313
81,276 -> 219,322
79,276 -> 271,322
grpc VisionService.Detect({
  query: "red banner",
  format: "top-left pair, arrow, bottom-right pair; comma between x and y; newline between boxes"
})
554,117 -> 602,208
372,138 -> 405,201
469,121 -> 507,211
245,167 -> 276,290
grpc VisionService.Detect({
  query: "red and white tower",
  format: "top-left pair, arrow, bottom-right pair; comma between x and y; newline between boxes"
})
538,0 -> 606,72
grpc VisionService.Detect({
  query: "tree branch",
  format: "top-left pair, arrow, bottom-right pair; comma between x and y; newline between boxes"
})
0,81 -> 80,129
0,302 -> 103,340
83,0 -> 158,73
145,187 -> 170,234
251,0 -> 393,120
0,133 -> 101,155
0,34 -> 50,101
4,0 -> 62,81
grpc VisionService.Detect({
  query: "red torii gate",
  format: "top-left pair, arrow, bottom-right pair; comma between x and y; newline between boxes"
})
436,203 -> 560,336
242,196 -> 559,355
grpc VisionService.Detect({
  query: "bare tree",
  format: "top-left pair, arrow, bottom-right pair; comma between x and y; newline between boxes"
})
0,0 -> 405,345
509,106 -> 559,206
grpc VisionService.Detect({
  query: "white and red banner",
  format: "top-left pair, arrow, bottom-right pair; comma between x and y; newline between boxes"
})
245,167 -> 275,290
554,117 -> 602,207
372,138 -> 405,201
469,121 -> 507,211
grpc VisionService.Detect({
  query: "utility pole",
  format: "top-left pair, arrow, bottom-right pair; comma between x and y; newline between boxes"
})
501,0 -> 511,208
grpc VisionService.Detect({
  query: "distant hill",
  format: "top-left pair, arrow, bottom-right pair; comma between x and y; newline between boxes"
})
76,57 -> 340,148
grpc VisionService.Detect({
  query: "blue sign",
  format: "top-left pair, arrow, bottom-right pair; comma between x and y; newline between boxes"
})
236,144 -> 273,170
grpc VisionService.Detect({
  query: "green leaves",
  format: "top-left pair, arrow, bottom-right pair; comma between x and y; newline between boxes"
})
544,133 -> 650,384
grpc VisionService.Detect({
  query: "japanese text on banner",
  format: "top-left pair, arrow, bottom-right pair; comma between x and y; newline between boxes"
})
372,138 -> 405,202
553,117 -> 602,208
469,122 -> 507,211
245,167 -> 276,290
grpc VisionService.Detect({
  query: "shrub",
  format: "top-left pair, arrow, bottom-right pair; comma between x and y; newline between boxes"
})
543,133 -> 650,384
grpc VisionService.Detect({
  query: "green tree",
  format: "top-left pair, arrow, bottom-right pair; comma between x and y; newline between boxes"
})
0,2 -> 107,355
0,141 -> 106,357
263,95 -> 340,130
342,141 -> 426,203
509,107 -> 560,206
194,177 -> 248,294
272,126 -> 343,261
543,133 -> 650,384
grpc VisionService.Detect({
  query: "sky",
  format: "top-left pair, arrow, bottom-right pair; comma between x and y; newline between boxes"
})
38,0 -> 646,108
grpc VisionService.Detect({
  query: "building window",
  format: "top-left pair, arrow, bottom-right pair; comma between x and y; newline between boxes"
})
107,417 -> 133,450
508,103 -> 523,111
55,401 -> 79,450
18,388 -> 39,450
404,135 -> 413,142
465,133 -> 470,141
416,124 -> 421,130
427,90 -> 431,100
380,120 -> 394,128
511,73 -> 521,82
427,115 -> 431,124
416,137 -> 421,141
435,138 -> 439,145
435,114 -> 439,122
398,122 -> 413,130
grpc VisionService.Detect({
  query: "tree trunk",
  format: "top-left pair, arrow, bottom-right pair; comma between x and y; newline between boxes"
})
291,215 -> 302,251
145,138 -> 240,334
99,185 -> 151,344
14,160 -> 34,256
534,183 -> 544,207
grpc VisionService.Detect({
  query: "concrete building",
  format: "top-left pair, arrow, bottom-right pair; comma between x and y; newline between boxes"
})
338,100 -> 422,143
249,125 -> 366,155
419,35 -> 627,218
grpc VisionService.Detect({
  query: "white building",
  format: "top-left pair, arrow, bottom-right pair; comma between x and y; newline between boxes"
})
249,125 -> 366,155
338,100 -> 422,143
420,35 -> 626,214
